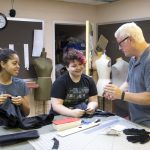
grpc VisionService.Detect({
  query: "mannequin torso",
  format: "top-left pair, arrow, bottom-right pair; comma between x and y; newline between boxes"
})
111,57 -> 129,117
112,57 -> 129,86
32,49 -> 53,100
91,52 -> 102,83
95,53 -> 111,96
33,57 -> 52,77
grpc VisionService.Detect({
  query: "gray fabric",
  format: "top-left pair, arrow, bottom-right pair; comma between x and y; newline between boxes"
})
112,58 -> 129,86
127,46 -> 150,127
34,77 -> 52,100
112,58 -> 129,117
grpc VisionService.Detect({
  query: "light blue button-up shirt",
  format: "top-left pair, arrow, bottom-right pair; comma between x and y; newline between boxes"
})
127,46 -> 150,127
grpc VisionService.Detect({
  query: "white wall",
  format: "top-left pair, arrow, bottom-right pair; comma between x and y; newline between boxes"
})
0,0 -> 96,58
1,0 -> 150,74
96,0 -> 150,24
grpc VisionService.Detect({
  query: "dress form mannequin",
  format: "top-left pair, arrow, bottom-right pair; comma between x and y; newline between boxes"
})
112,57 -> 129,117
95,52 -> 111,96
32,48 -> 53,101
112,57 -> 129,86
91,51 -> 102,83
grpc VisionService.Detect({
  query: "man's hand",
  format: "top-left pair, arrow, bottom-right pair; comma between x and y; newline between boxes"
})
104,83 -> 122,100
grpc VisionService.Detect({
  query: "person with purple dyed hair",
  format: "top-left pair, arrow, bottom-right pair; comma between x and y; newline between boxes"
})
50,49 -> 98,117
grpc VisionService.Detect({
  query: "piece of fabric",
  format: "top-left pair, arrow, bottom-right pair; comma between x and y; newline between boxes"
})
52,137 -> 59,150
126,135 -> 150,144
0,98 -> 54,129
83,109 -> 115,118
0,130 -> 39,146
123,128 -> 150,135
0,98 -> 19,127
123,128 -> 150,144
34,77 -> 52,100
74,103 -> 115,118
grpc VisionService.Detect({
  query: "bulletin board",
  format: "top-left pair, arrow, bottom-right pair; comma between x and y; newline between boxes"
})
97,19 -> 150,64
0,18 -> 43,79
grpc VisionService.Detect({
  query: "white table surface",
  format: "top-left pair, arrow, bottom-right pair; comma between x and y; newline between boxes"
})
0,115 -> 149,150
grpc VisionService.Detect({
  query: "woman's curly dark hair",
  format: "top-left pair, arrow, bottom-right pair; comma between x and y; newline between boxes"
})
0,48 -> 17,71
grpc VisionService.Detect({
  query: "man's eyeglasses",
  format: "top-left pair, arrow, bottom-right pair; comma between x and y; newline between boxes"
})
118,36 -> 129,46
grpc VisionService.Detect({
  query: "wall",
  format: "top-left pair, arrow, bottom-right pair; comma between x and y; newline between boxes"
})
0,0 -> 97,81
1,0 -> 150,73
0,0 -> 96,116
96,0 -> 150,24
0,0 -> 95,59
1,0 -> 149,73
94,0 -> 150,60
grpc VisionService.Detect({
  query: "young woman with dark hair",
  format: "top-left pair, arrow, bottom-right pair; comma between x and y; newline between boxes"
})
0,48 -> 30,116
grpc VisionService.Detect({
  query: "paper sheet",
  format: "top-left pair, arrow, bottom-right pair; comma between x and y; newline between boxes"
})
96,34 -> 108,51
24,44 -> 29,70
32,29 -> 43,57
9,44 -> 14,50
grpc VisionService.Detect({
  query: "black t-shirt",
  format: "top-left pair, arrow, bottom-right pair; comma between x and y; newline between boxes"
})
51,72 -> 97,107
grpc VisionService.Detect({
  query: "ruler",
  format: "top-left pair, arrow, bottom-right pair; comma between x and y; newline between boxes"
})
57,120 -> 101,137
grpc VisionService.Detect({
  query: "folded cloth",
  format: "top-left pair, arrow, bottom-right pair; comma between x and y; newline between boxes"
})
123,128 -> 150,144
123,128 -> 150,135
74,103 -> 115,118
83,109 -> 115,118
0,130 -> 39,146
16,106 -> 54,129
126,135 -> 150,144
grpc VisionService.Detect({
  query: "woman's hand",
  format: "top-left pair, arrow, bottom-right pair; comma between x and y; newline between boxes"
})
86,101 -> 98,115
71,109 -> 85,118
0,94 -> 11,105
11,96 -> 23,106
85,107 -> 95,115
